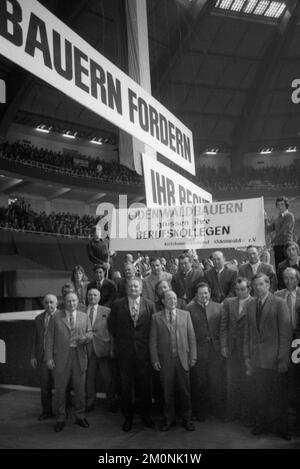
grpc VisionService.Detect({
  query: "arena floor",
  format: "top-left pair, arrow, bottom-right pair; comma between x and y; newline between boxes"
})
0,388 -> 299,449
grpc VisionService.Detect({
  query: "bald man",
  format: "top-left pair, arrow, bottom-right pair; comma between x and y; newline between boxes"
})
31,294 -> 58,420
204,251 -> 237,303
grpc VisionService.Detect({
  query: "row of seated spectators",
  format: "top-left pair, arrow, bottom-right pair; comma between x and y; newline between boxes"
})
196,165 -> 300,192
1,140 -> 300,191
0,141 -> 143,185
0,199 -> 100,236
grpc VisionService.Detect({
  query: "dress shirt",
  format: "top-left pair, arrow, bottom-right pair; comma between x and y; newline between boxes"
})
250,261 -> 261,275
87,304 -> 97,327
165,308 -> 176,324
128,296 -> 141,322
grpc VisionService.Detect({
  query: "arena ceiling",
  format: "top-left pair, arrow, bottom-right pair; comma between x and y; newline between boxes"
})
1,0 -> 300,168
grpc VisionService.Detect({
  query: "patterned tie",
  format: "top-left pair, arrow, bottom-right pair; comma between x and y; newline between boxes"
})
43,314 -> 50,350
287,293 -> 294,328
256,299 -> 263,330
69,312 -> 76,346
89,305 -> 95,326
169,311 -> 174,326
131,304 -> 138,327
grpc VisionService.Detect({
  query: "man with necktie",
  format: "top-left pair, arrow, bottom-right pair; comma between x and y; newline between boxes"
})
45,292 -> 93,432
187,282 -> 225,421
204,251 -> 237,304
244,273 -> 292,439
150,290 -> 197,432
85,288 -> 117,412
220,278 -> 252,423
87,264 -> 117,308
30,294 -> 58,421
171,253 -> 203,303
108,278 -> 156,432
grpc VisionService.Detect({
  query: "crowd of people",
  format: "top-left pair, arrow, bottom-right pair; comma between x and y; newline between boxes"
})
1,140 -> 300,193
0,199 -> 100,236
31,216 -> 300,439
0,141 -> 143,185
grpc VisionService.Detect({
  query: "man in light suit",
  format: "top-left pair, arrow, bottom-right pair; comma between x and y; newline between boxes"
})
220,278 -> 252,423
30,294 -> 57,421
85,288 -> 116,412
187,282 -> 225,421
45,292 -> 93,432
87,263 -> 117,308
108,277 -> 156,432
244,273 -> 292,439
238,245 -> 277,293
150,290 -> 197,432
142,257 -> 172,303
204,251 -> 237,303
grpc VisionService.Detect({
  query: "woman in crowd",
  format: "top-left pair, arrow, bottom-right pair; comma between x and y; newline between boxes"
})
71,265 -> 89,305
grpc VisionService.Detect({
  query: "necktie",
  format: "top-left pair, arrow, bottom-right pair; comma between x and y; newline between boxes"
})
169,311 -> 174,325
69,312 -> 76,345
43,314 -> 50,350
256,299 -> 263,329
132,304 -> 138,326
89,305 -> 95,326
287,293 -> 294,328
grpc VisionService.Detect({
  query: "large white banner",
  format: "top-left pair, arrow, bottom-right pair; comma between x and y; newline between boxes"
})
142,154 -> 212,206
0,0 -> 195,175
109,198 -> 265,251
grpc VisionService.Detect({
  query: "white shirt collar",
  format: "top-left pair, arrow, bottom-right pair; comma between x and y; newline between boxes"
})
258,292 -> 269,305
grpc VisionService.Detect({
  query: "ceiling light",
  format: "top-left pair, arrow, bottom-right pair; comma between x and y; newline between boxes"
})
260,148 -> 273,154
205,148 -> 218,155
90,137 -> 103,145
36,124 -> 50,133
285,146 -> 297,153
62,131 -> 77,139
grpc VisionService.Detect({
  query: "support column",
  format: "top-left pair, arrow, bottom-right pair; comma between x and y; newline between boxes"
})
119,0 -> 156,175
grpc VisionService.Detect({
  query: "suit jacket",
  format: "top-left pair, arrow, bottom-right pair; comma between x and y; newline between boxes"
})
244,293 -> 292,371
45,309 -> 92,373
238,262 -> 277,293
142,272 -> 172,303
155,297 -> 187,312
204,266 -> 237,303
220,296 -> 252,355
266,211 -> 295,246
31,311 -> 52,365
277,258 -> 300,290
149,309 -> 197,372
274,287 -> 300,332
87,279 -> 117,308
86,304 -> 112,358
187,300 -> 222,359
171,267 -> 204,303
107,296 -> 156,363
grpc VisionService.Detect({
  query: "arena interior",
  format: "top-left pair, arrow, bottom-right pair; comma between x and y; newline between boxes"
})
0,0 -> 300,450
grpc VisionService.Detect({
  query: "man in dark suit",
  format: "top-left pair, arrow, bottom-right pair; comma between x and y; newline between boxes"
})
45,292 -> 93,432
204,251 -> 237,303
265,196 -> 295,270
87,263 -> 117,308
220,278 -> 252,423
238,245 -> 277,293
171,253 -> 203,303
244,273 -> 292,439
277,242 -> 300,290
107,277 -> 156,432
116,262 -> 137,298
86,226 -> 109,267
85,288 -> 117,412
30,294 -> 58,420
150,290 -> 197,432
187,282 -> 225,421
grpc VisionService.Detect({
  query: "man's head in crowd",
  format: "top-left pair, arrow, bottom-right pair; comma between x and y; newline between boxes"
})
247,246 -> 260,265
125,253 -> 134,264
124,263 -> 136,280
195,282 -> 211,306
64,292 -> 79,312
43,294 -> 58,314
160,257 -> 167,267
252,273 -> 270,298
112,271 -> 122,282
163,290 -> 177,312
150,257 -> 163,276
93,264 -> 107,282
61,282 -> 76,299
145,256 -> 150,264
179,253 -> 192,275
235,277 -> 251,300
285,242 -> 300,262
283,267 -> 299,292
212,251 -> 225,271
127,278 -> 142,299
276,196 -> 289,215
155,280 -> 171,300
87,288 -> 100,306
